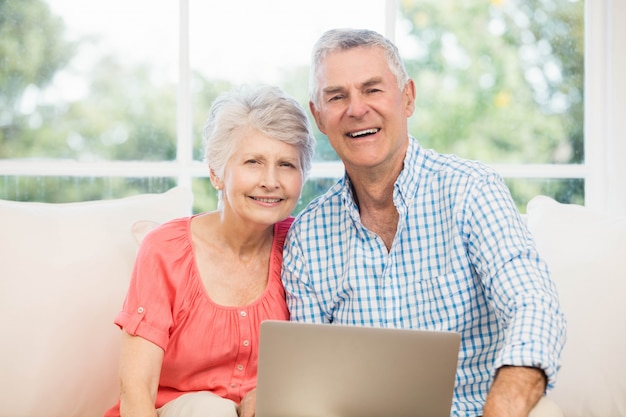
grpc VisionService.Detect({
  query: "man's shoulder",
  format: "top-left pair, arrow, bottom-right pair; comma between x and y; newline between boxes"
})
423,146 -> 494,172
415,145 -> 500,183
298,179 -> 343,214
291,179 -> 346,232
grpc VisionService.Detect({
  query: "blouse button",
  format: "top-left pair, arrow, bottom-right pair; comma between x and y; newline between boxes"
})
240,311 -> 247,317
137,307 -> 144,314
243,340 -> 249,347
237,364 -> 244,371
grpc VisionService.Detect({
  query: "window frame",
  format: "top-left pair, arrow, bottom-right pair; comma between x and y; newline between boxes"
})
584,0 -> 625,215
1,0 -> 623,215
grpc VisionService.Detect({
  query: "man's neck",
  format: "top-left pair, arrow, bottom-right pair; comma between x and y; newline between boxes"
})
348,170 -> 400,252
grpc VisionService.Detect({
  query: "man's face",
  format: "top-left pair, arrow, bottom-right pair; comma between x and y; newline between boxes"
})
310,46 -> 415,174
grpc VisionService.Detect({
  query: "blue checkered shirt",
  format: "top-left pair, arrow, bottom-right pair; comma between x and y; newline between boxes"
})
282,138 -> 566,417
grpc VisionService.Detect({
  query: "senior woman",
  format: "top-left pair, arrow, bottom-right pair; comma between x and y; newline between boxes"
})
104,85 -> 315,417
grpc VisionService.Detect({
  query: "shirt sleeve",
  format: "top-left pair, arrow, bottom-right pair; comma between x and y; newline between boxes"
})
462,173 -> 567,389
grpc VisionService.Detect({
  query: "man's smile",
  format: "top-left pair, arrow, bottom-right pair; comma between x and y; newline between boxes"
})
347,128 -> 380,138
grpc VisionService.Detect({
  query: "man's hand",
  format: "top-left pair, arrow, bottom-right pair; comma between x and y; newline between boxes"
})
238,388 -> 257,417
482,366 -> 546,417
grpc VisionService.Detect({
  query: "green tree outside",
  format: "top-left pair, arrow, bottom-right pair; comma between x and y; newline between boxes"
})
0,0 -> 584,211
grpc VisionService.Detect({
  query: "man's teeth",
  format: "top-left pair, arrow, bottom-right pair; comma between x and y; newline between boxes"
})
349,128 -> 379,138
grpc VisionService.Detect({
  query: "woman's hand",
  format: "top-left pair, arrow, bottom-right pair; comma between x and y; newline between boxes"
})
238,388 -> 257,417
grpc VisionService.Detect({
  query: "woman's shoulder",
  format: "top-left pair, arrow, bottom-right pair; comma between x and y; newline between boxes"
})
273,217 -> 294,245
275,216 -> 294,235
138,216 -> 193,252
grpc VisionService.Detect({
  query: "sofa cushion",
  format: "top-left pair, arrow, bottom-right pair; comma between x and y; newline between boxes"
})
0,187 -> 193,417
526,196 -> 626,417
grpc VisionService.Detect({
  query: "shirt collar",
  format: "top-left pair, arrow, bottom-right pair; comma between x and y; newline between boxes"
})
393,137 -> 423,209
339,137 -> 423,215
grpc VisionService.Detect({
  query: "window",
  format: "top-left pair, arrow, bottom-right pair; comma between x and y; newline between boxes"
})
1,0 -> 623,215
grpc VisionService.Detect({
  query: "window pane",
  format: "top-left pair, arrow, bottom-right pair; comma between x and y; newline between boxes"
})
1,0 -> 586,209
0,0 -> 178,161
399,0 -> 584,165
506,177 -> 584,212
0,176 -> 176,203
191,177 -> 219,214
189,0 -> 387,162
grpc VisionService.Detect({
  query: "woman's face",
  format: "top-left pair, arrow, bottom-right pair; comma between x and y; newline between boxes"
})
217,130 -> 303,227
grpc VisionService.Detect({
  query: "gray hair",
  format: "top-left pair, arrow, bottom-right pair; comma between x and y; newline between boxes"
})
309,28 -> 410,108
203,85 -> 316,181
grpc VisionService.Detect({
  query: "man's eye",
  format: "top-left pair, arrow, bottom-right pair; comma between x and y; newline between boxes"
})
328,95 -> 344,102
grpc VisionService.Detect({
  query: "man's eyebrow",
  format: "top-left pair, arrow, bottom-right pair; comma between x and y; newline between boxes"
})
321,77 -> 384,95
321,86 -> 345,96
360,77 -> 384,88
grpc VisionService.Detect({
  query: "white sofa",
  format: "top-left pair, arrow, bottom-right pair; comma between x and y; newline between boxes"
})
0,188 -> 624,417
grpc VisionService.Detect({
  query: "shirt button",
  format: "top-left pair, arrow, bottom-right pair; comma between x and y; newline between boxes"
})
237,364 -> 244,371
240,311 -> 247,317
230,383 -> 237,388
137,307 -> 144,314
243,340 -> 250,347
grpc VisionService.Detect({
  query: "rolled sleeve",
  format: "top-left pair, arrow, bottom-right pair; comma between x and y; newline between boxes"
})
466,175 -> 567,389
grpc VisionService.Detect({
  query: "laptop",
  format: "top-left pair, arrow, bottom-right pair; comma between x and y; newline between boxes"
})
255,320 -> 460,417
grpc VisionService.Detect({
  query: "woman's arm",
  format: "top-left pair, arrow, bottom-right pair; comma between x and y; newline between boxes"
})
118,330 -> 164,417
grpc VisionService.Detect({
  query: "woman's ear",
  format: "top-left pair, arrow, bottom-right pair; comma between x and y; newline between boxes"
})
209,168 -> 223,191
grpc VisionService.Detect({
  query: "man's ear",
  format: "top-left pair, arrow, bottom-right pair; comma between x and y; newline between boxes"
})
309,100 -> 327,134
403,79 -> 416,117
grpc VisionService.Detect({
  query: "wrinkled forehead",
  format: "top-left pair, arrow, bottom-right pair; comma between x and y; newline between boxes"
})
315,46 -> 395,87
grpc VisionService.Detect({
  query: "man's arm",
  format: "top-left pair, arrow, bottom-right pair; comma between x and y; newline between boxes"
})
482,366 -> 546,417
465,174 -> 566,400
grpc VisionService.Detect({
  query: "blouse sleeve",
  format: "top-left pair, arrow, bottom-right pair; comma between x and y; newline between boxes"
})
115,219 -> 191,351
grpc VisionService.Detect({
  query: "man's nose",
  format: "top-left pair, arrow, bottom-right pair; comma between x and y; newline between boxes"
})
346,94 -> 368,119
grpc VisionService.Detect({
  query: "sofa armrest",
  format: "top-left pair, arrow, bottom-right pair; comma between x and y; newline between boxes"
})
526,196 -> 626,417
0,187 -> 193,417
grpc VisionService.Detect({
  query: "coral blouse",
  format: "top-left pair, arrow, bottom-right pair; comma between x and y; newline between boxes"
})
104,216 -> 292,417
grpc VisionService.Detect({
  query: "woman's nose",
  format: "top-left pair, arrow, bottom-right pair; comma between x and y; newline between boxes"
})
260,166 -> 279,189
